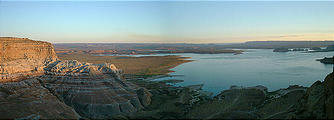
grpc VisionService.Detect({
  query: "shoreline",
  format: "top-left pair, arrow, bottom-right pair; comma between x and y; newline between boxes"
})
162,56 -> 193,74
56,52 -> 334,119
128,71 -> 333,119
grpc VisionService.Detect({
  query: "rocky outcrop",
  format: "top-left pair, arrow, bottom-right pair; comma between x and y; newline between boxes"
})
0,37 -> 152,119
287,72 -> 334,119
318,57 -> 334,64
186,85 -> 308,119
0,78 -> 79,119
257,85 -> 307,119
210,85 -> 268,119
39,60 -> 152,119
186,72 -> 333,119
0,37 -> 57,81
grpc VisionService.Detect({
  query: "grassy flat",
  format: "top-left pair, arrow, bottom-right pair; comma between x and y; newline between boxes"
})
57,53 -> 192,76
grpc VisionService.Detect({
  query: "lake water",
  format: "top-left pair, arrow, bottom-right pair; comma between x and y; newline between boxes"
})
103,49 -> 333,95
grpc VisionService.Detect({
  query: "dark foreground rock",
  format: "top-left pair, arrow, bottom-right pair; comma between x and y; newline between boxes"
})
184,73 -> 333,119
287,72 -> 334,119
0,78 -> 79,119
186,85 -> 302,119
318,57 -> 334,64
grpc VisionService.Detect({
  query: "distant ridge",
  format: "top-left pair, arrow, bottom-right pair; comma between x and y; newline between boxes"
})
0,37 -> 29,40
222,41 -> 334,49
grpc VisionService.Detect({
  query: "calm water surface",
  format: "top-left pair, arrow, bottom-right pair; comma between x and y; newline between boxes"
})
105,49 -> 334,95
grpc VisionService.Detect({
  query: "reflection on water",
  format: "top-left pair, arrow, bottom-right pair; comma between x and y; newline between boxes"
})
103,49 -> 333,95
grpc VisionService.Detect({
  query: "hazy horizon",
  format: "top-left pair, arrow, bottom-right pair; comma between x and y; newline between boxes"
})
46,40 -> 334,44
1,1 -> 334,43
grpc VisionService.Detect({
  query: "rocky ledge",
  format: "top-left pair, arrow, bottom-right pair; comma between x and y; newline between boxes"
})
317,57 -> 334,64
184,73 -> 333,119
0,37 -> 152,119
39,60 -> 152,119
0,78 -> 79,119
0,37 -> 57,81
287,72 -> 334,119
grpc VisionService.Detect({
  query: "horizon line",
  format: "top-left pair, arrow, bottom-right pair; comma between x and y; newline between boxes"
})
1,37 -> 334,44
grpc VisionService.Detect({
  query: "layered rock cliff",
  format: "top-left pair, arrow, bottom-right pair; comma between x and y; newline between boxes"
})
0,37 -> 57,81
0,37 -> 151,119
39,60 -> 152,119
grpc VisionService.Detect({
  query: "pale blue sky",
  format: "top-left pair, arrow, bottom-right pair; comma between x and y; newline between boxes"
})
0,1 -> 333,43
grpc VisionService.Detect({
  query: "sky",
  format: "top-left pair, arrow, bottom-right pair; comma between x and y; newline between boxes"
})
0,1 -> 334,43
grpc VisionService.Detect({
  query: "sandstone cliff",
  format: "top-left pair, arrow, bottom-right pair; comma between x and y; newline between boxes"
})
0,37 -> 151,119
0,37 -> 57,81
40,60 -> 152,119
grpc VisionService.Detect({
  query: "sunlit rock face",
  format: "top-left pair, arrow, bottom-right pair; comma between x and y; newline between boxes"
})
40,60 -> 152,118
0,37 -> 57,81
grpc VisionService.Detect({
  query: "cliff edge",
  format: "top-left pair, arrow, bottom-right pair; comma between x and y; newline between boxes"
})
287,72 -> 333,119
0,37 -> 57,81
0,37 -> 151,119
